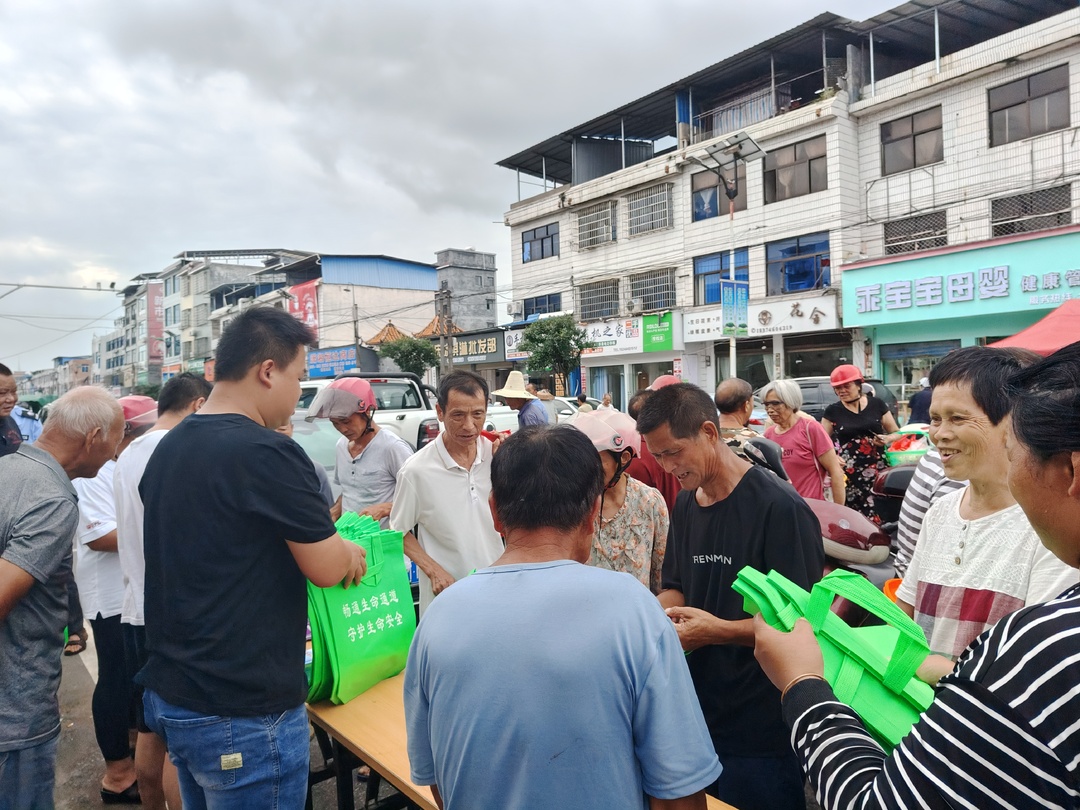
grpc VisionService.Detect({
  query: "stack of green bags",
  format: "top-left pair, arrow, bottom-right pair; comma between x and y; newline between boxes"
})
307,513 -> 417,705
733,566 -> 935,752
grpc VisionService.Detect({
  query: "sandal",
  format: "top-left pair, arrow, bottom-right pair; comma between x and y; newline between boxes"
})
64,631 -> 86,656
101,781 -> 141,805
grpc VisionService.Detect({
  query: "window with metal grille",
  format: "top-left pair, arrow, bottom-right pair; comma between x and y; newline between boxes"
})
523,294 -> 562,318
766,232 -> 830,296
881,106 -> 943,176
576,201 -> 617,249
194,273 -> 208,294
694,249 -> 749,304
180,309 -> 191,329
692,165 -> 747,221
989,65 -> 1069,147
629,269 -> 676,311
194,303 -> 209,324
577,279 -> 619,321
626,184 -> 673,236
522,222 -> 559,263
991,186 -> 1072,237
195,337 -> 211,357
764,135 -> 827,204
883,211 -> 948,255
182,341 -> 193,360
181,276 -> 191,296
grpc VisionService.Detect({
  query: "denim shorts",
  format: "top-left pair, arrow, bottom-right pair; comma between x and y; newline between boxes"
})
142,689 -> 309,810
0,735 -> 59,810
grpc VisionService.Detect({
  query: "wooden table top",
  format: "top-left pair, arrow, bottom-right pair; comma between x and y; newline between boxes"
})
308,673 -> 736,810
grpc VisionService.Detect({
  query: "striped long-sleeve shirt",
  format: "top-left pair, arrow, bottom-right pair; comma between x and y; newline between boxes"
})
893,447 -> 966,578
783,585 -> 1080,809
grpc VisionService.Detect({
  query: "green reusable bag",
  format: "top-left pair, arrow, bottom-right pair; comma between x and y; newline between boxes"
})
735,566 -> 935,752
307,514 -> 417,705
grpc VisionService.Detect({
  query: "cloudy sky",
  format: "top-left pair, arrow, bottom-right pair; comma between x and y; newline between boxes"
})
1,0 -> 897,373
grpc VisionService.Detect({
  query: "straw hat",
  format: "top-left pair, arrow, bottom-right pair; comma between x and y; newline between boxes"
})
491,370 -> 535,399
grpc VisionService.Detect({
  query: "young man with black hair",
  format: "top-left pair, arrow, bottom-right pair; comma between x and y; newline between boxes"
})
137,307 -> 366,808
0,362 -> 23,455
404,425 -> 722,809
637,383 -> 823,810
113,372 -> 211,810
390,370 -> 503,615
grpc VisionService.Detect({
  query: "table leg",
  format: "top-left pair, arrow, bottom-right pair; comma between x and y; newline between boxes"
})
331,737 -> 358,810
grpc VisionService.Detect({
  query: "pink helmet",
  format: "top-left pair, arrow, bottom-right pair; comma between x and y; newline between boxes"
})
568,410 -> 640,457
305,377 -> 377,421
830,364 -> 864,387
117,395 -> 157,432
647,374 -> 681,391
329,377 -> 376,413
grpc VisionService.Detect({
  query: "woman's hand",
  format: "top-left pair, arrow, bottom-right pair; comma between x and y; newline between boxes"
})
753,616 -> 824,692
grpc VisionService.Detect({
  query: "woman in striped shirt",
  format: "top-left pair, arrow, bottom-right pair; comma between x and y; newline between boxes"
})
752,341 -> 1080,809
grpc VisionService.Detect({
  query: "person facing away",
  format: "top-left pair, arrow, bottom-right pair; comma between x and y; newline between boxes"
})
907,375 -> 932,424
389,370 -> 504,615
636,382 -> 824,810
625,389 -> 681,514
305,376 -> 412,523
137,305 -> 366,809
575,392 -> 593,412
12,403 -> 42,444
752,340 -> 1080,809
0,387 -> 124,810
113,372 -> 211,810
404,424 -> 721,810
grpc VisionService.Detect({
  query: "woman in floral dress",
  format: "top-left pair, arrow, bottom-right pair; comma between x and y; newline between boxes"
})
821,365 -> 899,524
568,410 -> 668,593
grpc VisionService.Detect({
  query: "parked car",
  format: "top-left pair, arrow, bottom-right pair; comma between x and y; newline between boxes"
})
754,377 -> 899,422
289,411 -> 342,499
487,394 -> 602,433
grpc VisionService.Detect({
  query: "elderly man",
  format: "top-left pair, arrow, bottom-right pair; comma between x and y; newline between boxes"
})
492,370 -> 548,427
637,383 -> 823,810
391,370 -> 503,614
0,363 -> 23,455
0,387 -> 124,809
306,376 -> 413,524
714,378 -> 756,438
405,424 -> 721,809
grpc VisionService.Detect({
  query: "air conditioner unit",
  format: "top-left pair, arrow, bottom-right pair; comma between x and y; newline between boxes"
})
507,301 -> 524,318
624,298 -> 642,315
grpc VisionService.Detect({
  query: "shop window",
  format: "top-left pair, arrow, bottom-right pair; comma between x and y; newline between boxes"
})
991,185 -> 1071,237
883,211 -> 948,255
523,293 -> 561,318
764,135 -> 827,204
628,268 -> 676,311
522,223 -> 559,263
692,165 -> 747,221
989,65 -> 1070,147
881,106 -> 943,175
879,340 -> 961,390
766,233 -> 830,296
694,249 -> 749,305
576,201 -> 617,249
626,184 -> 673,236
576,279 -> 619,321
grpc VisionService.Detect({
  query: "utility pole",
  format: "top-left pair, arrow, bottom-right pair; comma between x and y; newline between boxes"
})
344,286 -> 361,371
437,283 -> 454,377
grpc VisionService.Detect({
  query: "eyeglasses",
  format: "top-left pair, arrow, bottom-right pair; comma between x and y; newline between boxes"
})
762,400 -> 784,408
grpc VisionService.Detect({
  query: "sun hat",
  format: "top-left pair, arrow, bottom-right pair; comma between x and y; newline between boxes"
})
830,364 -> 864,386
305,377 -> 377,422
567,409 -> 641,456
919,377 -> 930,388
117,395 -> 157,432
491,370 -> 535,399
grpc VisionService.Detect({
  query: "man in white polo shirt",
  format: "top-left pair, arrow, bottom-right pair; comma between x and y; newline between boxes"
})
390,370 -> 503,615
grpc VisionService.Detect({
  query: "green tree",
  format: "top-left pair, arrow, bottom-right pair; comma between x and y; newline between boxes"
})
378,336 -> 440,377
519,314 -> 594,388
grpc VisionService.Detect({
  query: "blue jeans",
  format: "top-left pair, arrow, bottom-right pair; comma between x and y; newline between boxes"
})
142,689 -> 309,810
0,735 -> 58,810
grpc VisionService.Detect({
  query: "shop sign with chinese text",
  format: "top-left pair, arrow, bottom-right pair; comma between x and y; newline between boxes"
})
307,346 -> 357,378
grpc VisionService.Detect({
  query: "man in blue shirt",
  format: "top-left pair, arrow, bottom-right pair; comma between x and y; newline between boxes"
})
404,425 -> 721,809
492,370 -> 549,428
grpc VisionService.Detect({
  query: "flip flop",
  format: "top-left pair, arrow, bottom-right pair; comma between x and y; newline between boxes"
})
101,780 -> 141,805
63,632 -> 86,656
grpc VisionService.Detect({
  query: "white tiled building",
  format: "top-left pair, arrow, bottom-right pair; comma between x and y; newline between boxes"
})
500,0 -> 1079,405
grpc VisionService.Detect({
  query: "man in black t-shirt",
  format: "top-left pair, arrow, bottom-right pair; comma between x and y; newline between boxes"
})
137,307 -> 366,809
638,383 -> 824,810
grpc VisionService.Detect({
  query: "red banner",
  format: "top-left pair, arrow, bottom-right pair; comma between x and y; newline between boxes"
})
288,279 -> 320,339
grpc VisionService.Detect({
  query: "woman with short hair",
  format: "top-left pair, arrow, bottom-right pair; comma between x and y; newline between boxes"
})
763,380 -> 845,505
753,340 -> 1080,809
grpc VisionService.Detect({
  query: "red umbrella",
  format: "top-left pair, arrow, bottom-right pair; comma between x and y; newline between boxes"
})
989,299 -> 1080,356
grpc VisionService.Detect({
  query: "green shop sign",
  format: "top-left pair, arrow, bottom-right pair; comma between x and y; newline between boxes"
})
643,313 -> 674,352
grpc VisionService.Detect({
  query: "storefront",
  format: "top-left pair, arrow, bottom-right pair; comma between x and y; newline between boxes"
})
684,292 -> 843,390
578,312 -> 685,410
841,226 -> 1080,388
444,329 -> 508,391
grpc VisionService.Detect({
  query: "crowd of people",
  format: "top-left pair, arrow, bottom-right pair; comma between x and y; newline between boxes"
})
4,314 -> 1080,810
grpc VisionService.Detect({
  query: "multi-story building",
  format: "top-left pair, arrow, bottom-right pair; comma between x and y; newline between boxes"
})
434,248 -> 499,332
498,0 -> 1077,404
26,356 -> 91,397
118,275 -> 165,391
91,317 -> 126,392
